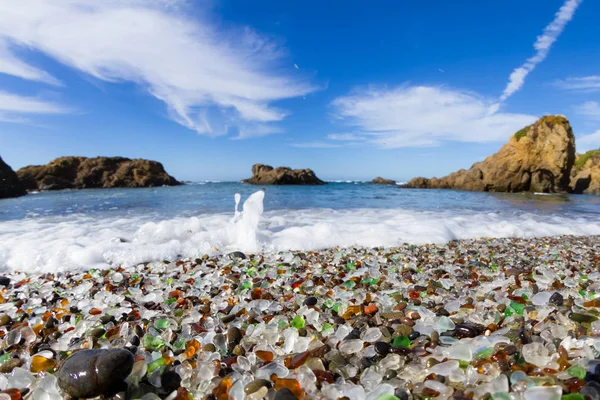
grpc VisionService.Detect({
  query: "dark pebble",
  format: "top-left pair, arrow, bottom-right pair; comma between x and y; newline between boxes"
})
130,335 -> 140,346
395,388 -> 412,400
244,379 -> 273,395
57,349 -> 134,398
227,326 -> 243,345
89,328 -> 106,339
303,297 -> 318,306
161,370 -> 182,393
0,358 -> 23,373
455,324 -> 478,339
100,315 -> 115,324
274,388 -> 298,400
374,341 -> 391,355
549,292 -> 564,306
0,315 -> 11,327
228,251 -> 247,260
0,277 -> 9,287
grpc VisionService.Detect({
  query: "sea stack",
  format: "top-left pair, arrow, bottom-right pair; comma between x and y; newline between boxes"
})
243,164 -> 326,185
404,115 -> 575,193
17,156 -> 180,191
0,155 -> 27,199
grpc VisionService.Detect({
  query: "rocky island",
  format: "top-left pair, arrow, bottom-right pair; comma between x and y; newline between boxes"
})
368,177 -> 397,185
404,115 -> 600,194
17,156 -> 180,191
243,164 -> 326,185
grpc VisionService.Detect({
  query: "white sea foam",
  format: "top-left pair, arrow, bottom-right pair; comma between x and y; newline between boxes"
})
1,190 -> 600,273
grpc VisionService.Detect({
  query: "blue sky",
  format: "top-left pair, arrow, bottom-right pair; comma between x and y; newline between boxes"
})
1,0 -> 600,181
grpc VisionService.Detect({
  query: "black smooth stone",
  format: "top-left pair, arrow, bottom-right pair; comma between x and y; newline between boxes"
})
374,341 -> 392,355
303,297 -> 318,306
57,349 -> 134,398
0,277 -> 10,287
161,370 -> 182,393
130,335 -> 140,346
455,324 -> 478,339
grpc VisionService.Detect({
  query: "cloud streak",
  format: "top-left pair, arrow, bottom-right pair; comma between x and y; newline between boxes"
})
576,101 -> 600,120
0,0 -> 316,135
554,76 -> 600,92
499,0 -> 582,101
0,42 -> 62,86
0,90 -> 70,122
329,85 -> 537,148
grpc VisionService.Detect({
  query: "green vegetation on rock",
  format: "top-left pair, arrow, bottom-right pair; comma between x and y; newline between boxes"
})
514,126 -> 529,141
574,149 -> 600,170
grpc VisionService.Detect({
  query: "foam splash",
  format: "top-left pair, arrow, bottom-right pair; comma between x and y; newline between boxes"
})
1,190 -> 600,273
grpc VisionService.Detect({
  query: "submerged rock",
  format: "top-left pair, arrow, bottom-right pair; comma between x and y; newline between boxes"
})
243,164 -> 326,185
404,115 -> 576,193
57,349 -> 134,398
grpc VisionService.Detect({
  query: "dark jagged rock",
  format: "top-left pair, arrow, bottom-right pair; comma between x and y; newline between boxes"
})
243,164 -> 326,185
0,156 -> 26,199
17,156 -> 180,191
404,116 -> 575,193
57,349 -> 134,398
368,177 -> 397,185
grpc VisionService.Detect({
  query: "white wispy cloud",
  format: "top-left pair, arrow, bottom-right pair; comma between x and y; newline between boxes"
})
555,76 -> 600,92
290,141 -> 343,148
232,124 -> 283,140
0,42 -> 61,86
576,101 -> 600,120
577,130 -> 600,152
499,0 -> 582,101
329,85 -> 537,148
0,0 -> 316,135
0,90 -> 70,122
327,133 -> 367,141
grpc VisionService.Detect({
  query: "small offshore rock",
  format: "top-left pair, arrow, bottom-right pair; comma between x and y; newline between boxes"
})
57,349 -> 134,398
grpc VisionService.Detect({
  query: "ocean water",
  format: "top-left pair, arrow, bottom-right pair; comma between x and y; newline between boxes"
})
1,182 -> 600,272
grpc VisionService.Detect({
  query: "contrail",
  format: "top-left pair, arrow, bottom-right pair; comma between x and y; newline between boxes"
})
499,0 -> 583,101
